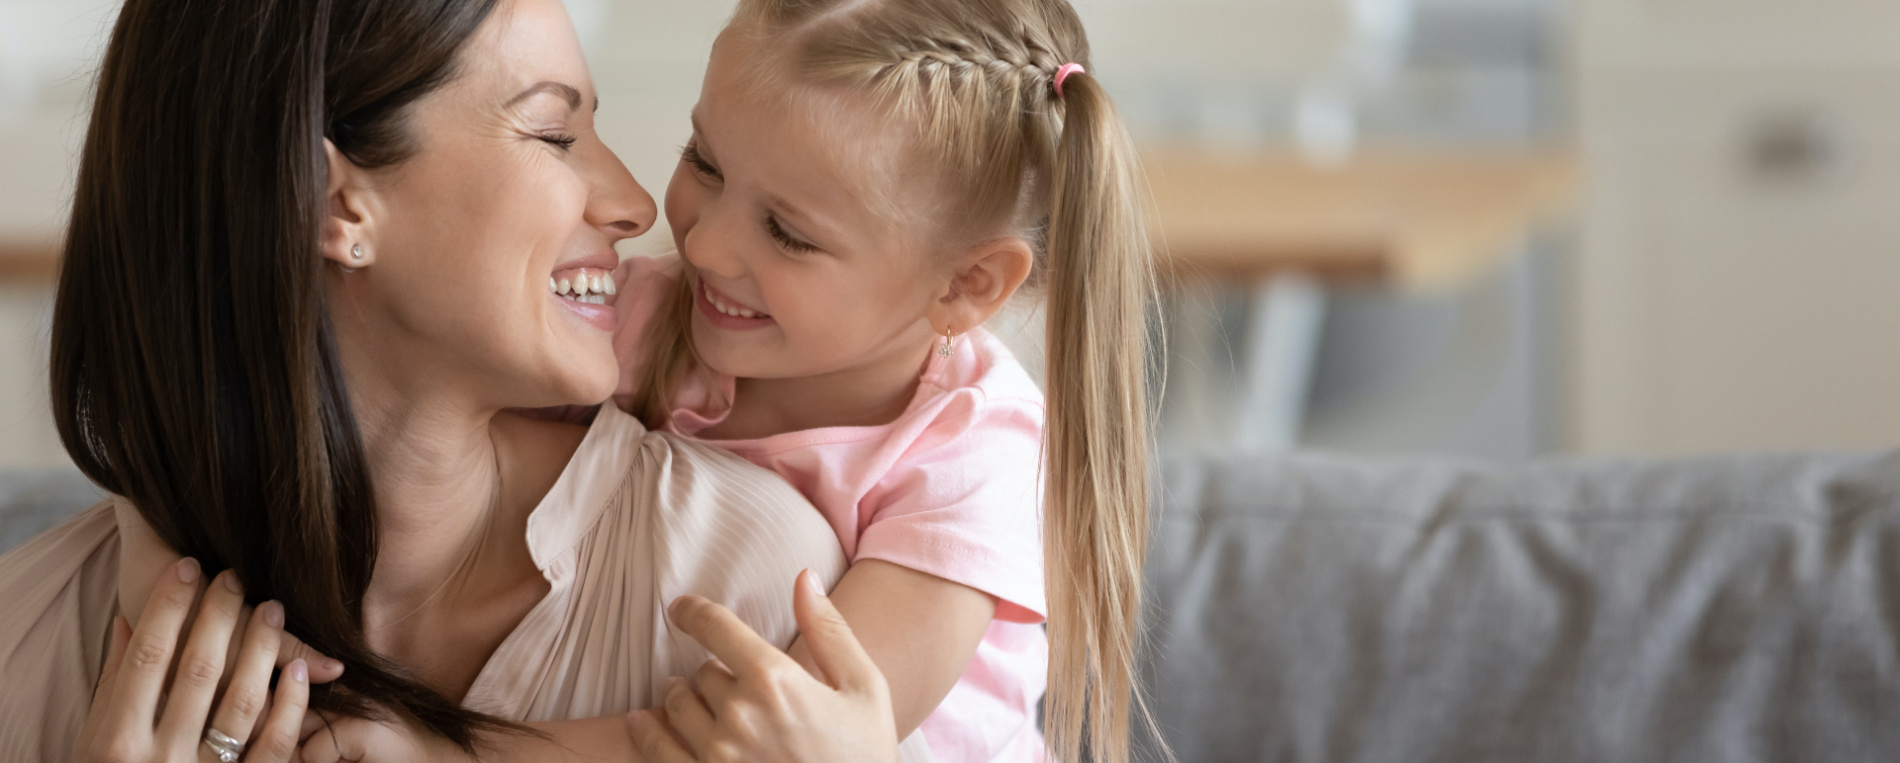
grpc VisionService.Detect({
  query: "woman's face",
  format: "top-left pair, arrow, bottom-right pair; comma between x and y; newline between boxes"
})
333,0 -> 655,409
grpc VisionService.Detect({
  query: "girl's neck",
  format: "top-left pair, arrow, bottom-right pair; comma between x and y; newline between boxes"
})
704,337 -> 937,440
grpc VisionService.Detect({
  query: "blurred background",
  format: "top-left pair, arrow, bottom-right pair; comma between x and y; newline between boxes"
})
2,0 -> 1899,469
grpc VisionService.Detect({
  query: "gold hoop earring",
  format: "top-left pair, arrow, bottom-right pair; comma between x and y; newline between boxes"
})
938,329 -> 959,358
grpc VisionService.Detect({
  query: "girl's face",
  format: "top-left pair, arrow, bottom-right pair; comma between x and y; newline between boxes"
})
664,31 -> 950,382
331,0 -> 655,409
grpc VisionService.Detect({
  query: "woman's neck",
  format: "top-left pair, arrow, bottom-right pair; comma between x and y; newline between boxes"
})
707,338 -> 935,440
343,367 -> 577,698
350,382 -> 514,625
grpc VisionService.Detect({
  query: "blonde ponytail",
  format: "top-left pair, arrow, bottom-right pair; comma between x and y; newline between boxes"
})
1040,71 -> 1157,763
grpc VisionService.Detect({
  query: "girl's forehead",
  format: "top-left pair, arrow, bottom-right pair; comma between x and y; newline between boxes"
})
700,39 -> 923,236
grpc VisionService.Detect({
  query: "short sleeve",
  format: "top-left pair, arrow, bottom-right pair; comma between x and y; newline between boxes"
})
855,396 -> 1047,624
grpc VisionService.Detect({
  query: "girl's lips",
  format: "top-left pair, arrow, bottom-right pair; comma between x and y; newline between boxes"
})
695,279 -> 776,331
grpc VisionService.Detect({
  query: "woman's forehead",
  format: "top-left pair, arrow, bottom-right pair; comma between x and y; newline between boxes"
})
460,0 -> 595,105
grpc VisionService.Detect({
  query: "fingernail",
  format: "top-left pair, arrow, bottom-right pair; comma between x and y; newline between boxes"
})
803,569 -> 825,597
663,676 -> 684,693
323,657 -> 344,674
175,557 -> 200,583
221,570 -> 244,594
289,659 -> 308,683
261,600 -> 284,629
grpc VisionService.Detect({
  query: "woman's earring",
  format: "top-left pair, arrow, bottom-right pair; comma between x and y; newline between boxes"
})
939,329 -> 959,358
350,244 -> 365,260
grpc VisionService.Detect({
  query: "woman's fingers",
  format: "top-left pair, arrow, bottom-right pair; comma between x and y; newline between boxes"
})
791,569 -> 883,694
104,557 -> 203,736
667,595 -> 794,679
206,599 -> 284,752
154,568 -> 248,746
627,709 -> 700,763
278,631 -> 346,685
246,659 -> 309,762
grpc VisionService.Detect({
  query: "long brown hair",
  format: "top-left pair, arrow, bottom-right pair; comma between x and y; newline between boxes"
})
636,2 -> 1160,760
50,0 -> 519,749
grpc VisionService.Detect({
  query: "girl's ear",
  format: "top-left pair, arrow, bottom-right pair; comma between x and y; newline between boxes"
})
929,236 -> 1034,337
320,140 -> 379,269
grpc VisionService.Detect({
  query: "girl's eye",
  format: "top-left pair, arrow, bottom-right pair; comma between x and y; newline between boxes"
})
681,141 -> 721,179
765,215 -> 818,253
539,133 -> 578,152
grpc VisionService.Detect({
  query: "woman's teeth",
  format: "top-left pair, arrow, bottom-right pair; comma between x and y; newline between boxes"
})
705,285 -> 768,319
549,268 -> 615,305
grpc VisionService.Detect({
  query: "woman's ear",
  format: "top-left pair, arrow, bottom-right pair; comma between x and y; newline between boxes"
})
320,140 -> 377,269
928,236 -> 1034,337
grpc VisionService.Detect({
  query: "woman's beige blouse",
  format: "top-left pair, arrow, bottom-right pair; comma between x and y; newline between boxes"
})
0,406 -> 876,760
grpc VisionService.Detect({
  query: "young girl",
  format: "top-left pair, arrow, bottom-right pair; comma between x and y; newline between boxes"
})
608,1 -> 1156,760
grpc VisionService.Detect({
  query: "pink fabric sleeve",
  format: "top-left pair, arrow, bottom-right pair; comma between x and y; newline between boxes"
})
855,395 -> 1048,624
611,254 -> 683,413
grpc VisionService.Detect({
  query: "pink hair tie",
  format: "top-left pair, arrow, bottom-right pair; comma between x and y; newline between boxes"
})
1053,63 -> 1086,98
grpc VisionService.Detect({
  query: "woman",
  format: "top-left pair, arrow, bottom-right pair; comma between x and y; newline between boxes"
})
0,0 -> 905,759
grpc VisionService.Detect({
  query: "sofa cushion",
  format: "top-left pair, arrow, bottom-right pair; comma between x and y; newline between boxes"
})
1139,451 -> 1900,762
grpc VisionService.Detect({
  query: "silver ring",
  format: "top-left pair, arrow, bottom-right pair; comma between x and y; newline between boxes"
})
203,726 -> 244,763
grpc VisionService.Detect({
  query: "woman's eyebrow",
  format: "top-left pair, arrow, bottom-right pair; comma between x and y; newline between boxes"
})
506,81 -> 584,111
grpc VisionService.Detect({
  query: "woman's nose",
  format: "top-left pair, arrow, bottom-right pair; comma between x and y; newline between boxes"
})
584,144 -> 658,241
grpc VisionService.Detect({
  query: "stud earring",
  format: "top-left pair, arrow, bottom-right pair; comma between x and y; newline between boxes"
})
350,244 -> 365,260
938,329 -> 959,358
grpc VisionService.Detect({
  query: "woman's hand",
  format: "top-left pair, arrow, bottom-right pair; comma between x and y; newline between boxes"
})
70,558 -> 311,763
627,569 -> 900,763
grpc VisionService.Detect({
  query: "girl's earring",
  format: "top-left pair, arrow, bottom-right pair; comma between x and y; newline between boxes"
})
341,243 -> 366,274
939,329 -> 959,359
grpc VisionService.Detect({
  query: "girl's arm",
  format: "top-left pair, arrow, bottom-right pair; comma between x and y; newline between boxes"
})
785,559 -> 996,736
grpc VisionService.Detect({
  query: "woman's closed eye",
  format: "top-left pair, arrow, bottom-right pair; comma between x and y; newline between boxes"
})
681,141 -> 720,179
537,132 -> 578,151
765,214 -> 819,253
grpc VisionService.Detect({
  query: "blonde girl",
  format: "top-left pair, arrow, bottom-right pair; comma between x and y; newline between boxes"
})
610,1 -> 1157,760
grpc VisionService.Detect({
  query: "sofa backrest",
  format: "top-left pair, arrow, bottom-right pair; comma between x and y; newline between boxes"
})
1138,451 -> 1900,762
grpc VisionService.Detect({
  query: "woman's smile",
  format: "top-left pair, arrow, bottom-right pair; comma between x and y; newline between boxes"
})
549,252 -> 623,331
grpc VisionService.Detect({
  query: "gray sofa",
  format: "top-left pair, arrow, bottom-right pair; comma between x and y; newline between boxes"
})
6,453 -> 1897,761
1138,451 -> 1899,762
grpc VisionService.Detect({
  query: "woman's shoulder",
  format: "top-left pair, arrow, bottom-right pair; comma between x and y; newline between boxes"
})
0,499 -> 121,762
633,431 -> 847,655
634,430 -> 844,569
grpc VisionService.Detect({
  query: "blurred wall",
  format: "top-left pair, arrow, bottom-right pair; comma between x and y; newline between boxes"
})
10,0 -> 1900,465
1574,0 -> 1900,453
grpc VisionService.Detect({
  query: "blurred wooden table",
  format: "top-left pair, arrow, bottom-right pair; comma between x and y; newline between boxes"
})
1141,148 -> 1578,451
0,240 -> 58,283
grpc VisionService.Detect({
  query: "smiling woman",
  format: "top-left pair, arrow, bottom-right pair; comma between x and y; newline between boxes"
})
0,0 -> 886,761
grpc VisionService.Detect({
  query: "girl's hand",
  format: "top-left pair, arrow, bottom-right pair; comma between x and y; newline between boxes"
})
627,569 -> 900,763
70,558 -> 311,763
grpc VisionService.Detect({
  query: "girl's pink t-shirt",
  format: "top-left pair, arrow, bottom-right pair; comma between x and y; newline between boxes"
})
612,256 -> 1049,762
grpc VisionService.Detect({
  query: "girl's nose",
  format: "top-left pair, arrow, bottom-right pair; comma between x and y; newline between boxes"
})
680,203 -> 749,280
